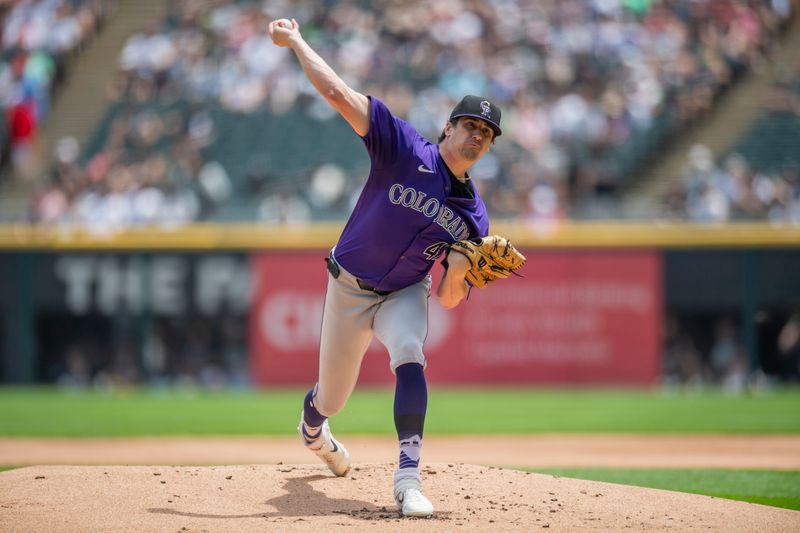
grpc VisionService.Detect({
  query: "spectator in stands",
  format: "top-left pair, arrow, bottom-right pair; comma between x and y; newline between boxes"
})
56,345 -> 92,388
663,316 -> 706,389
1,0 -> 110,181
709,317 -> 748,391
777,312 -> 800,382
7,89 -> 37,178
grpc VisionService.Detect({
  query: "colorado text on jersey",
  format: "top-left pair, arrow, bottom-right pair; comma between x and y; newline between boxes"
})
388,184 -> 471,240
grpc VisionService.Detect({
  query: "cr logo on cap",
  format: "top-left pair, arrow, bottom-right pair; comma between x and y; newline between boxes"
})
480,100 -> 491,117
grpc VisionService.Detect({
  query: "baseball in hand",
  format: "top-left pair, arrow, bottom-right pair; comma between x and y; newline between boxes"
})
275,18 -> 292,29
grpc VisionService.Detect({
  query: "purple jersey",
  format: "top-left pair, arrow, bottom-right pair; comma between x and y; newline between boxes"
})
334,97 -> 490,292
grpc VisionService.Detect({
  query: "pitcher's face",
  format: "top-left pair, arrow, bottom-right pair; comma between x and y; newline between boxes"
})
445,117 -> 494,161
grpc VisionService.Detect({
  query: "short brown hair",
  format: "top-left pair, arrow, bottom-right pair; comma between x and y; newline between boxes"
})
437,119 -> 458,144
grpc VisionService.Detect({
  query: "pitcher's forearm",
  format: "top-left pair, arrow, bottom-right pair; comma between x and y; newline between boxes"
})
288,37 -> 369,135
290,38 -> 347,104
436,268 -> 470,309
270,18 -> 369,134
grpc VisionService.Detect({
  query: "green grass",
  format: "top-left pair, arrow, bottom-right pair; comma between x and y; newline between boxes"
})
0,466 -> 20,472
0,386 -> 798,437
530,468 -> 800,511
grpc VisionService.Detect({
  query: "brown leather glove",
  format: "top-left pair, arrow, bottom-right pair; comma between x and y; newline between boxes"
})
448,235 -> 526,289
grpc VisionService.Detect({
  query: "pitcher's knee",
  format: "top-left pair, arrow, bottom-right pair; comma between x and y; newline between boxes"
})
389,341 -> 426,372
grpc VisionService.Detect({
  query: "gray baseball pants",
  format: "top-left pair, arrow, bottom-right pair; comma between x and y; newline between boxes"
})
312,254 -> 431,417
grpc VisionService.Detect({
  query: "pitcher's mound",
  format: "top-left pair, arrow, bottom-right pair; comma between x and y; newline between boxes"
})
1,463 -> 797,532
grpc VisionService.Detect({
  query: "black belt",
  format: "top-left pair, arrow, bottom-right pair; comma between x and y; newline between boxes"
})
325,256 -> 392,296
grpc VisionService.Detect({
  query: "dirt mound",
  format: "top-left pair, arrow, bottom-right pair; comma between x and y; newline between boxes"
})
1,463 -> 797,532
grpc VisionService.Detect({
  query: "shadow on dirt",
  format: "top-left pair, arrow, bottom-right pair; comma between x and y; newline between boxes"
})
148,473 -> 449,521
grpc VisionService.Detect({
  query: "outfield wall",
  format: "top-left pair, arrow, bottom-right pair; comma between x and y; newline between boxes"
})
0,222 -> 798,385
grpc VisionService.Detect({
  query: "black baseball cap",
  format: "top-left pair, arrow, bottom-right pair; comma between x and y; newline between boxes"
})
449,95 -> 502,137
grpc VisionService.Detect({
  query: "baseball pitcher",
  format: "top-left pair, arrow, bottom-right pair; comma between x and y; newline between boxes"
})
269,17 -> 524,518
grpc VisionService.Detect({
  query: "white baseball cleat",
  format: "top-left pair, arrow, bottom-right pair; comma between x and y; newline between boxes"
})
396,487 -> 434,517
394,468 -> 434,517
298,412 -> 351,477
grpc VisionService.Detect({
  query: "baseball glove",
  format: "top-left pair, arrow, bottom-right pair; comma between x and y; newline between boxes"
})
448,235 -> 526,289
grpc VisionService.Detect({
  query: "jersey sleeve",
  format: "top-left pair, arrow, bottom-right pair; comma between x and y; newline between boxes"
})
361,96 -> 421,170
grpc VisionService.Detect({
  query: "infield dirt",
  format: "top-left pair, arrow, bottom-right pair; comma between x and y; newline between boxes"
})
0,434 -> 798,468
1,435 -> 799,532
2,462 -> 799,532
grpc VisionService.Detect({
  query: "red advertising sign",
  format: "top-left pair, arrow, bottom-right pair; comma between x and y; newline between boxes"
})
250,251 -> 662,385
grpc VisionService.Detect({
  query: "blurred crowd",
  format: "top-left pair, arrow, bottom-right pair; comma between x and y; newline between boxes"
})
661,60 -> 800,223
25,0 -> 796,226
51,316 -> 249,390
663,146 -> 800,224
0,0 -> 110,179
663,312 -> 800,391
